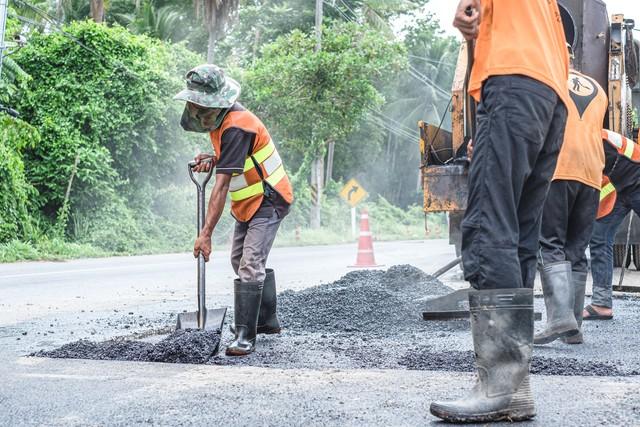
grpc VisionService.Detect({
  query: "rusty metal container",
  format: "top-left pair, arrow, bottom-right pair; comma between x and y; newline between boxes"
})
423,164 -> 468,213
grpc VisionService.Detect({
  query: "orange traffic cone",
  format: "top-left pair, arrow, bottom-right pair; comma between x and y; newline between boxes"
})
350,208 -> 383,268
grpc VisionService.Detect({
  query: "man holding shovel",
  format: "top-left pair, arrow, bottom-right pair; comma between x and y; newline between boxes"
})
175,64 -> 293,356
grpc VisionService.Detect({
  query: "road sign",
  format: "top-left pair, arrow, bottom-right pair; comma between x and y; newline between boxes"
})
339,178 -> 368,207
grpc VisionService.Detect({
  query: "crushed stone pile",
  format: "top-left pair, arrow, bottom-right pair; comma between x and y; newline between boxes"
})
34,329 -> 220,364
399,350 -> 639,376
277,264 -> 451,334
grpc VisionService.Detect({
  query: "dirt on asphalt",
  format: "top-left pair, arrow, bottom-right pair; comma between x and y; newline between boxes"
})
33,265 -> 640,376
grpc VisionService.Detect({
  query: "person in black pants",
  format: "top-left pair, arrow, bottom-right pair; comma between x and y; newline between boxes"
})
534,61 -> 608,346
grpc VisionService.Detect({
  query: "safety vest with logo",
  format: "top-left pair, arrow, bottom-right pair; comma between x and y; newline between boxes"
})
597,130 -> 640,219
210,110 -> 293,222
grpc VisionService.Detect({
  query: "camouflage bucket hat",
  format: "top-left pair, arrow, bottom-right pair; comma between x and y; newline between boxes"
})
174,64 -> 240,108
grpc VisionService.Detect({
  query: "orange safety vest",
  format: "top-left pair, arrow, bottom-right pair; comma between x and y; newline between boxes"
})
210,110 -> 293,222
597,130 -> 640,219
597,175 -> 616,220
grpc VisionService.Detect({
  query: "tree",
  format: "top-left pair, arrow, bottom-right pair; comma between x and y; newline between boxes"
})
13,21 -> 202,241
193,0 -> 239,62
244,21 -> 406,227
370,15 -> 459,207
90,0 -> 105,22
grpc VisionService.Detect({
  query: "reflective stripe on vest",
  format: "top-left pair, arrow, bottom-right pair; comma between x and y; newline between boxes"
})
600,182 -> 615,201
602,129 -> 640,162
229,140 -> 286,202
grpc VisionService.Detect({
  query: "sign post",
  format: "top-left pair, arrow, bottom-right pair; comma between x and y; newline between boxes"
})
339,178 -> 368,240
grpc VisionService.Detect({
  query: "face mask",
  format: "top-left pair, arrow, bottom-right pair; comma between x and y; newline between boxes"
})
180,105 -> 229,133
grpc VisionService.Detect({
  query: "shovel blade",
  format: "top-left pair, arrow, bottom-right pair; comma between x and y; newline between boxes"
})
176,307 -> 227,332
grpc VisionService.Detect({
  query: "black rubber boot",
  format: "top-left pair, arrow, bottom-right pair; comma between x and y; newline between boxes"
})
229,269 -> 282,335
226,280 -> 262,357
534,261 -> 579,345
562,270 -> 587,344
430,288 -> 536,423
257,269 -> 282,334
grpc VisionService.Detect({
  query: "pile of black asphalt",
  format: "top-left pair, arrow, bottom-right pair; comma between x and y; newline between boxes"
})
34,329 -> 220,364
35,265 -> 640,376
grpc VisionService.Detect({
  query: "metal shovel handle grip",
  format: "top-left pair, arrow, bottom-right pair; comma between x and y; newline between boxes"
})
188,158 -> 214,192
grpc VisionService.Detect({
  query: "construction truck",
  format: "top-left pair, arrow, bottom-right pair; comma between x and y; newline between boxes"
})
419,0 -> 640,269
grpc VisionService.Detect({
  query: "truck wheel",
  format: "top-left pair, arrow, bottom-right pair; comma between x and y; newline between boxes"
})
613,244 -> 632,268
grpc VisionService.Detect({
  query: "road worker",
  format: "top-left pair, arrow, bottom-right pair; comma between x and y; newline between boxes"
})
431,0 -> 569,423
534,50 -> 608,346
586,130 -> 640,321
174,64 -> 293,356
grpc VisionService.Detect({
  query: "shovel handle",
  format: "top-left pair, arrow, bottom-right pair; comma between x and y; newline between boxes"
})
188,158 -> 214,191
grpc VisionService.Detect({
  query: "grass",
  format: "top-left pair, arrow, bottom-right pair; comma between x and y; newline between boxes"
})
0,238 -> 111,263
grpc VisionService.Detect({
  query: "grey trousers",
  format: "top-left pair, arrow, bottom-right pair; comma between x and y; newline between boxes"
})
230,211 -> 282,283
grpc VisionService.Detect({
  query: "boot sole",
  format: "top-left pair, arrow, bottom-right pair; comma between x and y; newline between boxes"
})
225,347 -> 255,357
534,327 -> 579,345
430,405 -> 535,423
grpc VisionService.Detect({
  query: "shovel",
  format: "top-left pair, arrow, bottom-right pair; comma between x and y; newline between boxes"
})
176,159 -> 227,333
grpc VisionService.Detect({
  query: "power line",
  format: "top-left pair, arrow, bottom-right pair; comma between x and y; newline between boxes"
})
408,64 -> 450,97
366,112 -> 416,140
367,106 -> 417,136
408,54 -> 455,67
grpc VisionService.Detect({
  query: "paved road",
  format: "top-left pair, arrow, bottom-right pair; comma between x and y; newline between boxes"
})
1,240 -> 640,426
0,240 -> 455,325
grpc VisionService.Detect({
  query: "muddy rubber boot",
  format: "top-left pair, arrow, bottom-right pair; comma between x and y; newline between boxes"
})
562,270 -> 587,344
534,261 -> 579,345
257,269 -> 282,334
229,269 -> 281,335
430,288 -> 536,423
226,280 -> 262,357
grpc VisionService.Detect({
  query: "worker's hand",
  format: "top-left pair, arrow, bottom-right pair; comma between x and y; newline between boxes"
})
192,154 -> 215,173
193,233 -> 212,262
454,0 -> 481,41
467,139 -> 474,160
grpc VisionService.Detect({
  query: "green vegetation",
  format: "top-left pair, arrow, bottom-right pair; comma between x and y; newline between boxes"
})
1,0 -> 455,262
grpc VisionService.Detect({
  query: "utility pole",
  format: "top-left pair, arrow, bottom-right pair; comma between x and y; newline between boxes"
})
310,0 -> 324,229
315,0 -> 322,52
0,0 -> 8,79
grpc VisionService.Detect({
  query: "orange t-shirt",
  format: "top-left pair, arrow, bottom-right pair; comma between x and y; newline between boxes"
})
552,70 -> 607,189
469,0 -> 570,107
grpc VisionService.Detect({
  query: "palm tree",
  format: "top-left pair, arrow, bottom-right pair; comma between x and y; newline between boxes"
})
193,0 -> 239,62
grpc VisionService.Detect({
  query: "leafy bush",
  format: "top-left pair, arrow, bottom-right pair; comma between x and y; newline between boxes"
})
13,21 -> 204,237
0,115 -> 40,242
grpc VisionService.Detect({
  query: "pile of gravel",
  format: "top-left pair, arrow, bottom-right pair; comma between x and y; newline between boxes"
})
399,350 -> 637,376
34,329 -> 220,364
277,265 -> 451,334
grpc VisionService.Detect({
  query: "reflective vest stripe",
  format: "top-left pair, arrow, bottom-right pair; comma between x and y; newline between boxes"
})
263,150 -> 282,175
265,164 -> 286,188
230,180 -> 263,202
600,182 -> 615,201
242,140 -> 277,172
229,140 -> 285,202
229,173 -> 249,192
602,129 -> 640,162
624,140 -> 635,159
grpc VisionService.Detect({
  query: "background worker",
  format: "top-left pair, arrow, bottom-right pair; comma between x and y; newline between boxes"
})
586,130 -> 640,321
534,55 -> 608,346
430,0 -> 569,423
174,64 -> 293,356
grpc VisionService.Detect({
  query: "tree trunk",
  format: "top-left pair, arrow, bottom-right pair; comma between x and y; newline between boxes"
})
207,28 -> 216,63
310,155 -> 324,229
325,140 -> 335,187
56,0 -> 63,20
252,27 -> 262,64
90,0 -> 104,23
